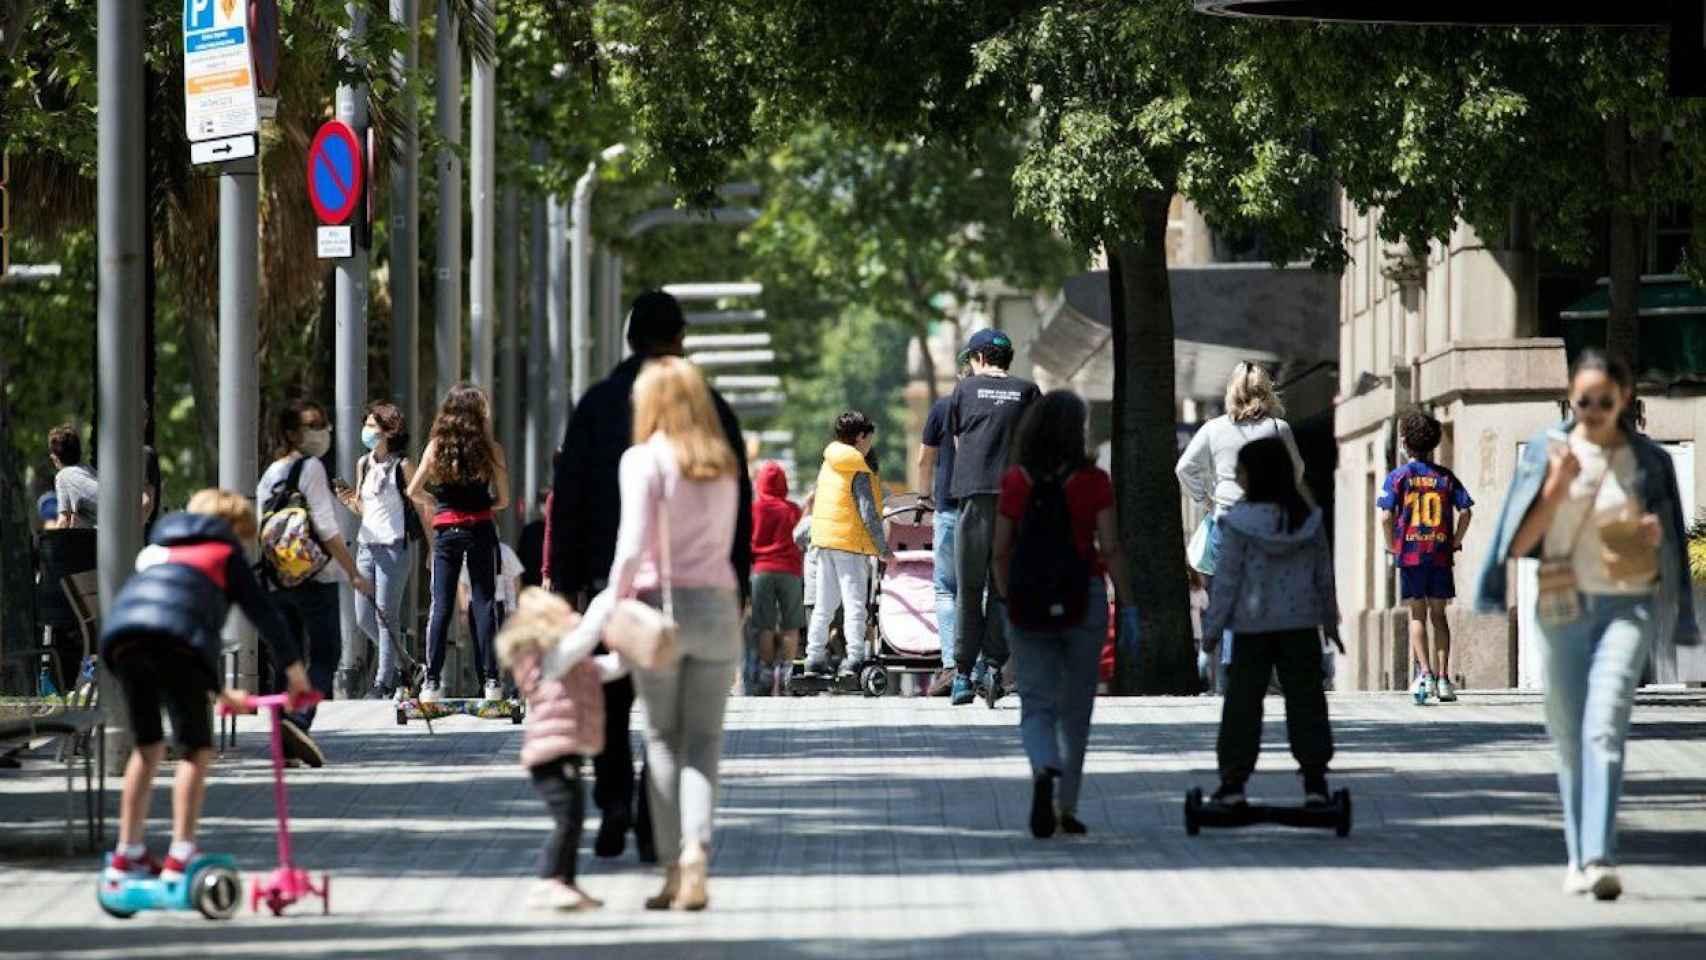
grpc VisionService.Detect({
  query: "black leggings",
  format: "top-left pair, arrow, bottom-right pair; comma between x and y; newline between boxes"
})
530,757 -> 586,882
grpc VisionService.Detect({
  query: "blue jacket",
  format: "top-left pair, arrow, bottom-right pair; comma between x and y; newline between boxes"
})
1475,421 -> 1699,648
100,513 -> 301,684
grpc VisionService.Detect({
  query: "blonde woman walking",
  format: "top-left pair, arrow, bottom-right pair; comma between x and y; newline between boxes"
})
571,357 -> 741,911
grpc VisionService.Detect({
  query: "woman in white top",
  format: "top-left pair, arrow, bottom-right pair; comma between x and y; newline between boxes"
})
1175,361 -> 1307,520
567,357 -> 740,912
1487,350 -> 1698,901
256,400 -> 372,759
338,401 -> 428,698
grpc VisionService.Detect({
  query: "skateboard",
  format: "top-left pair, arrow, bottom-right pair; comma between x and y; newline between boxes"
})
1183,786 -> 1352,837
396,697 -> 525,725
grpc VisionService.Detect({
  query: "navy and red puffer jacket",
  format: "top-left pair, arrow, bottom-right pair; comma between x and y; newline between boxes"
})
100,513 -> 300,685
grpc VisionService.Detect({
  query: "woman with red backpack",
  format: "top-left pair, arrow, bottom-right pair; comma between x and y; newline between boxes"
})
992,390 -> 1134,839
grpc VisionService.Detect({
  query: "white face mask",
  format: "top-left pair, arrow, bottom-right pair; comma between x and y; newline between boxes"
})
299,427 -> 332,459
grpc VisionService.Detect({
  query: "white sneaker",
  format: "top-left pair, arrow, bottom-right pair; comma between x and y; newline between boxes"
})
1411,673 -> 1432,705
1562,865 -> 1591,895
527,879 -> 589,911
420,680 -> 442,704
1436,677 -> 1458,702
483,680 -> 505,702
1583,863 -> 1622,901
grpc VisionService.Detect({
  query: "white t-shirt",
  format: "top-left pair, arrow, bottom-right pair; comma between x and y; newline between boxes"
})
1545,437 -> 1657,596
357,453 -> 409,545
461,541 -> 524,610
257,453 -> 345,585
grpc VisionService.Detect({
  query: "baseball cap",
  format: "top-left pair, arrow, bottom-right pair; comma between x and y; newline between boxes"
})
962,328 -> 1012,357
36,492 -> 58,522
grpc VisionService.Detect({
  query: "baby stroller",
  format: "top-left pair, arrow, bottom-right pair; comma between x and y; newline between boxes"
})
858,494 -> 942,696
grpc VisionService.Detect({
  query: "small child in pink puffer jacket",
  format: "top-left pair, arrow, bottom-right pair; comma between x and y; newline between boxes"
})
497,588 -> 622,913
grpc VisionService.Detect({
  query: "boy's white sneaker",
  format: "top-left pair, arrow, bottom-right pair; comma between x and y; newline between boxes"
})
1436,677 -> 1458,702
528,879 -> 590,911
1411,674 -> 1432,705
483,680 -> 505,702
1562,865 -> 1591,895
420,680 -> 442,703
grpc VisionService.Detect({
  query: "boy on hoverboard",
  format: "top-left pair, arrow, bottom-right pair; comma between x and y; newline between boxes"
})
100,489 -> 311,885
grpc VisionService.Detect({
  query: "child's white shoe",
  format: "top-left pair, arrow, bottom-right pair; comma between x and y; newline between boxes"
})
1436,677 -> 1458,702
528,878 -> 589,911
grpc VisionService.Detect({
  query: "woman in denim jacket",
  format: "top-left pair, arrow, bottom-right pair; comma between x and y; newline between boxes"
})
1476,350 -> 1699,902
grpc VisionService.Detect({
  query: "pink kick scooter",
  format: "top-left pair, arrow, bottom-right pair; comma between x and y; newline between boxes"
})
219,691 -> 331,916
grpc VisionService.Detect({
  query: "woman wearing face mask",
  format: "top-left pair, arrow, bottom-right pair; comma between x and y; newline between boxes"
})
256,400 -> 373,766
339,401 -> 430,699
408,383 -> 512,704
1477,350 -> 1699,902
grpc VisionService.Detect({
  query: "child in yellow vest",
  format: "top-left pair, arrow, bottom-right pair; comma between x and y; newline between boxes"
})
803,411 -> 895,677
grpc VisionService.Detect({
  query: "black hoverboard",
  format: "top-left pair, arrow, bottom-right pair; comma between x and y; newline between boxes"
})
1183,787 -> 1353,837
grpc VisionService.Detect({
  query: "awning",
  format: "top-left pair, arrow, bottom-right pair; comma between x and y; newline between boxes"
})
1032,264 -> 1339,402
1559,275 -> 1706,381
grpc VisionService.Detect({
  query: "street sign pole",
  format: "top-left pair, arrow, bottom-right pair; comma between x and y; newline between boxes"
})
434,0 -> 462,404
217,155 -> 260,692
99,0 -> 146,765
334,2 -> 370,698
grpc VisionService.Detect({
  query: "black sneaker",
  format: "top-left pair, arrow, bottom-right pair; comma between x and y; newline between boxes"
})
1303,772 -> 1331,808
279,718 -> 325,768
985,669 -> 1006,709
1059,814 -> 1088,836
1030,770 -> 1059,839
1210,782 -> 1247,807
594,815 -> 628,859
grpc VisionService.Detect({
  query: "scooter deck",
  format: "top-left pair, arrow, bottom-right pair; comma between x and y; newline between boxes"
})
1184,787 -> 1352,837
396,697 -> 524,724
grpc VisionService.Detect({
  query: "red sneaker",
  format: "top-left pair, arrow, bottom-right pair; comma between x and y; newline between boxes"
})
104,850 -> 161,882
160,848 -> 199,880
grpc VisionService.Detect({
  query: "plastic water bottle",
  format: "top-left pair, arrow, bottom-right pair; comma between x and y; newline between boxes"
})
38,666 -> 58,697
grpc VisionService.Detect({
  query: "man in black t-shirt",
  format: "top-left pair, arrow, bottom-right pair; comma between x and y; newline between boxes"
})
945,329 -> 1040,706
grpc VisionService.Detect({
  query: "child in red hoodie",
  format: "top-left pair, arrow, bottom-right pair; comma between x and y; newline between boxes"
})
750,461 -> 805,695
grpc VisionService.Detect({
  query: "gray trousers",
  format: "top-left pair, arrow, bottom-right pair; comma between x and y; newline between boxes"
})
954,494 -> 1009,675
633,587 -> 741,866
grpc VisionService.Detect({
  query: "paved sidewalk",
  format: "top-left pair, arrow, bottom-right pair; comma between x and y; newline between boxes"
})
3,691 -> 1704,959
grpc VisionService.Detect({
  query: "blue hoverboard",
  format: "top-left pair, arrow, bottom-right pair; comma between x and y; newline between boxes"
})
96,852 -> 243,920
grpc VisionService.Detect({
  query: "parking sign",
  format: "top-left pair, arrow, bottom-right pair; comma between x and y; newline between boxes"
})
182,0 -> 258,143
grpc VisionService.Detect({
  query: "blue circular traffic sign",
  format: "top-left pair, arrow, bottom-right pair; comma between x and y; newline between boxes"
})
307,120 -> 363,225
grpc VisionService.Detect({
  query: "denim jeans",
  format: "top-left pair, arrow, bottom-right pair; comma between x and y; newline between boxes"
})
932,506 -> 960,670
270,580 -> 341,730
425,521 -> 500,685
354,540 -> 411,687
1539,593 -> 1654,868
1009,581 -> 1108,816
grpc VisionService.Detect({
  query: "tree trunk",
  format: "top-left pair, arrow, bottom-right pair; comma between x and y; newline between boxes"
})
1109,189 -> 1195,696
1604,113 -> 1641,366
912,312 -> 939,406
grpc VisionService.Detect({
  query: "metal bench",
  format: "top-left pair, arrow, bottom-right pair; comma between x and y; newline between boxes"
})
0,698 -> 107,855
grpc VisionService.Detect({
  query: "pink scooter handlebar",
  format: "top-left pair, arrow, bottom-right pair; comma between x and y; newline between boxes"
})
217,691 -> 325,716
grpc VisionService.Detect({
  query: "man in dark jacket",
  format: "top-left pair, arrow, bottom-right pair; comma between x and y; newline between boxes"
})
549,289 -> 753,862
100,493 -> 312,882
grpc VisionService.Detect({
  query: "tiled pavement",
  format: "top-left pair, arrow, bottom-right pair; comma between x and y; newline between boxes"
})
2,690 -> 1704,958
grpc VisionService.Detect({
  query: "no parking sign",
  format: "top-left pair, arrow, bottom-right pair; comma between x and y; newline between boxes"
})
308,120 -> 362,258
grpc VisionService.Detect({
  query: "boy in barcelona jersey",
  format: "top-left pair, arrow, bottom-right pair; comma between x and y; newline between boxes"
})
1378,411 -> 1474,704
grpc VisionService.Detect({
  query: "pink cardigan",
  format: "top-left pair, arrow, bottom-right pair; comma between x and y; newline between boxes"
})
512,649 -> 605,768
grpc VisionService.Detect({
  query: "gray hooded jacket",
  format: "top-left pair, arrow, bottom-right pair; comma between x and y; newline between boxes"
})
1201,502 -> 1339,641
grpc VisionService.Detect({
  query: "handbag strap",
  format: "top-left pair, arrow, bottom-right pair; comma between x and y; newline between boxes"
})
655,464 -> 675,621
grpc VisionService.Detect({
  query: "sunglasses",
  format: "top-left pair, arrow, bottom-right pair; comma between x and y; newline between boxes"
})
1572,394 -> 1617,413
